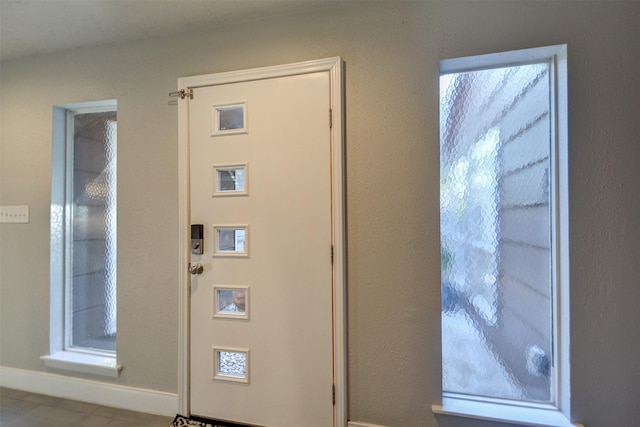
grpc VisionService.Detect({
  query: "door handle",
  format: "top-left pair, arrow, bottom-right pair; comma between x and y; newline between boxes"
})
189,263 -> 204,275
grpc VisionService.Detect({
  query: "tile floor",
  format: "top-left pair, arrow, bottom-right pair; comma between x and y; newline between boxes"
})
0,387 -> 174,427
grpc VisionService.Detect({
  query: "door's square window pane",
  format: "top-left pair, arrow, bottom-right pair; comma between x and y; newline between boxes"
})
213,348 -> 249,382
212,102 -> 247,135
219,170 -> 240,191
214,226 -> 248,256
213,164 -> 248,196
214,286 -> 249,319
218,107 -> 244,130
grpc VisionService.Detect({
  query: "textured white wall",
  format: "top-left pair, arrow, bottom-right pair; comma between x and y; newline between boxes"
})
1,2 -> 638,426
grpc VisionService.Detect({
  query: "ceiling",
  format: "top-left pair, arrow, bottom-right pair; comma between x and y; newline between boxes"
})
0,0 -> 336,62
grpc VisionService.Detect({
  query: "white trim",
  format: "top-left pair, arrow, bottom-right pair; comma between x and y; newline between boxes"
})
41,351 -> 121,378
552,44 -> 571,418
0,366 -> 178,417
348,422 -> 389,427
179,57 -> 342,89
59,99 -> 117,114
177,57 -> 346,425
433,394 -> 583,427
440,44 -> 565,74
177,61 -> 191,416
329,56 -> 348,427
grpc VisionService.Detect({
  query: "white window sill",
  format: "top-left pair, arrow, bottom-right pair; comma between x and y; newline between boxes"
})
41,351 -> 122,378
432,394 -> 583,427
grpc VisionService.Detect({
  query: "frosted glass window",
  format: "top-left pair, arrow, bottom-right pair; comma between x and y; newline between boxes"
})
440,62 -> 553,402
70,110 -> 117,352
50,101 -> 117,356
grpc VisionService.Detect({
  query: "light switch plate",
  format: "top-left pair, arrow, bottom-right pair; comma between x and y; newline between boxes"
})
0,205 -> 30,223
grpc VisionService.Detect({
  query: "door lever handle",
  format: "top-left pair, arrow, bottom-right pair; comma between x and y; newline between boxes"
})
189,263 -> 204,275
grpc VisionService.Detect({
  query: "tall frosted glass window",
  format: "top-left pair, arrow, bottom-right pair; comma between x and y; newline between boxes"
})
70,110 -> 117,351
51,102 -> 117,354
440,59 -> 555,402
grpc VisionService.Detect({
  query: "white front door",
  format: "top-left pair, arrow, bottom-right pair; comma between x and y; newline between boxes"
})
181,59 -> 344,427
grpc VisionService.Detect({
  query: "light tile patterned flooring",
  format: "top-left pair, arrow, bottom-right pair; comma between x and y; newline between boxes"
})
0,387 -> 173,427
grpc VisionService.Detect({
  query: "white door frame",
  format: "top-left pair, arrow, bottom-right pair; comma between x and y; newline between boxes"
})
177,57 -> 346,426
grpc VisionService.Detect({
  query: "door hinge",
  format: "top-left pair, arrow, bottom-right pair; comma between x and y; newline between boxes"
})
329,108 -> 333,129
331,245 -> 334,265
332,384 -> 336,405
168,88 -> 193,100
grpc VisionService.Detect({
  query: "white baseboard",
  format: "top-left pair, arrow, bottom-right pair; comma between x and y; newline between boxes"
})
348,422 -> 389,427
0,366 -> 178,417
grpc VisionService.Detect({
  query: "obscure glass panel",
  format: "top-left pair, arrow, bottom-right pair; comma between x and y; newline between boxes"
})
215,349 -> 248,381
440,62 -> 552,402
217,289 -> 234,309
216,227 -> 246,254
217,167 -> 245,192
71,111 -> 117,352
216,288 -> 248,317
217,106 -> 244,131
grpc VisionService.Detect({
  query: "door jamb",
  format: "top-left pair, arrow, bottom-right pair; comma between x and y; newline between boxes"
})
176,57 -> 346,426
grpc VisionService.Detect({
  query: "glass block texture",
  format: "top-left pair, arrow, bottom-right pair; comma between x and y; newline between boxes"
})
217,350 -> 247,377
440,63 -> 553,402
71,112 -> 117,351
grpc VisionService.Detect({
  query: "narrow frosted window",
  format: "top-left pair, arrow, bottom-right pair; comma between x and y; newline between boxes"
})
440,61 -> 553,402
48,100 -> 119,376
69,110 -> 117,351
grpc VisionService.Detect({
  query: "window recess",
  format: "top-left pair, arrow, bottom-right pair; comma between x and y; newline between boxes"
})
43,100 -> 120,377
434,45 -> 579,426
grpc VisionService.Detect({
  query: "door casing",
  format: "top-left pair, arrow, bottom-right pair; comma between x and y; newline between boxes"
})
176,57 -> 346,425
